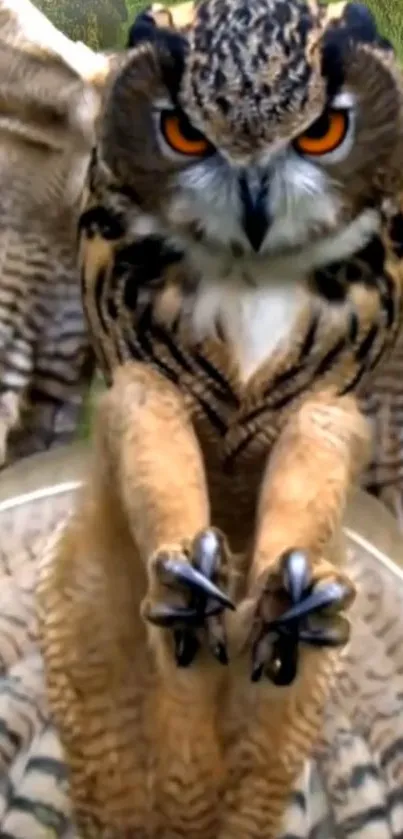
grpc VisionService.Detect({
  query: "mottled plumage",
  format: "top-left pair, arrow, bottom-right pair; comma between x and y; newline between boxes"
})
38,1 -> 403,838
0,0 -> 116,466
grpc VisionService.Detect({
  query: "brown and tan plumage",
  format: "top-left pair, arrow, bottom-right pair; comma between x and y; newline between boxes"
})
37,1 -> 403,837
0,0 -> 204,469
0,0 -> 119,466
0,451 -> 403,839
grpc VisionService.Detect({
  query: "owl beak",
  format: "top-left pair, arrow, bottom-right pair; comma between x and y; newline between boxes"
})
238,173 -> 270,252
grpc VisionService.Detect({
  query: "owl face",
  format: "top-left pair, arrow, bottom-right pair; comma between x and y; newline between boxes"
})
101,0 -> 403,263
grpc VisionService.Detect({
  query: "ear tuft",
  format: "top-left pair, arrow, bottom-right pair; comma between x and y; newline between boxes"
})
126,9 -> 160,48
344,3 -> 378,41
125,5 -> 188,102
321,1 -> 394,99
343,3 -> 392,50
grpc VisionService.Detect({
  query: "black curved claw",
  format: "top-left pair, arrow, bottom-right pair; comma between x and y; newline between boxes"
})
266,580 -> 351,631
251,550 -> 352,684
252,634 -> 298,686
251,629 -> 277,683
146,599 -> 226,627
146,604 -> 200,628
213,642 -> 229,665
160,557 -> 234,610
281,549 -> 311,603
148,532 -> 234,668
299,614 -> 350,647
193,529 -> 223,579
174,629 -> 200,667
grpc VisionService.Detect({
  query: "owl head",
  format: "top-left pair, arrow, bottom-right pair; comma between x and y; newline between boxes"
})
100,0 -> 403,260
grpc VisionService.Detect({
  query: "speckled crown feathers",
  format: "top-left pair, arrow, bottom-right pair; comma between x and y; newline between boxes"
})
180,0 -> 328,155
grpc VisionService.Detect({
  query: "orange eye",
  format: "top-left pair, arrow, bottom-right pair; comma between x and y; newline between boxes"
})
294,109 -> 349,156
160,109 -> 212,157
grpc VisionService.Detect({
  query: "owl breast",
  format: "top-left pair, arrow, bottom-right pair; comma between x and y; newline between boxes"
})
179,207 -> 381,382
190,273 -> 304,382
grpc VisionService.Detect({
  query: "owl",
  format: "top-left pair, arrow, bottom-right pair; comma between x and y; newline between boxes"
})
0,0 -> 119,467
38,1 -> 403,838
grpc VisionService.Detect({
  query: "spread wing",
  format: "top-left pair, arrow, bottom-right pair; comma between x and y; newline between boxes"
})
0,0 -> 113,467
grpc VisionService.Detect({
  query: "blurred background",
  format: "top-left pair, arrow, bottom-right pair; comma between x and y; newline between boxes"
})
33,0 -> 185,50
32,0 -> 403,56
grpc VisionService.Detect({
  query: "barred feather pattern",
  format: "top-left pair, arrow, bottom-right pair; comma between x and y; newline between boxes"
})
361,329 -> 403,529
0,193 -> 94,466
0,0 -> 117,468
0,472 -> 401,837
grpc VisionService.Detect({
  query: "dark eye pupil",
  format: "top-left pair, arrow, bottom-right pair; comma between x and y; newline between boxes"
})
176,110 -> 205,142
303,111 -> 332,139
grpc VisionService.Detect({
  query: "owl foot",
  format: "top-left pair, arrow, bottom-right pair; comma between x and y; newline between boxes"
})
142,528 -> 235,668
250,550 -> 354,685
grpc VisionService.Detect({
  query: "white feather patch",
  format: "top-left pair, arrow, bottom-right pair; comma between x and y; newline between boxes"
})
189,208 -> 380,382
192,277 -> 305,381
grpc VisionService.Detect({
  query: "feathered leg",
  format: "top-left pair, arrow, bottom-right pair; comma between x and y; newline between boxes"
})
98,362 -> 235,669
245,392 -> 369,683
38,360 -> 233,837
217,392 -> 369,839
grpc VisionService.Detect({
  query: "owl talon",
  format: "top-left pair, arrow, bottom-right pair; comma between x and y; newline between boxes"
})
158,556 -> 234,609
145,604 -> 200,627
213,641 -> 228,665
144,528 -> 234,667
252,634 -> 298,686
299,614 -> 351,647
206,612 -> 229,664
266,578 -> 352,630
251,629 -> 277,683
174,629 -> 200,667
281,548 -> 312,603
249,550 -> 354,684
192,529 -> 225,578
